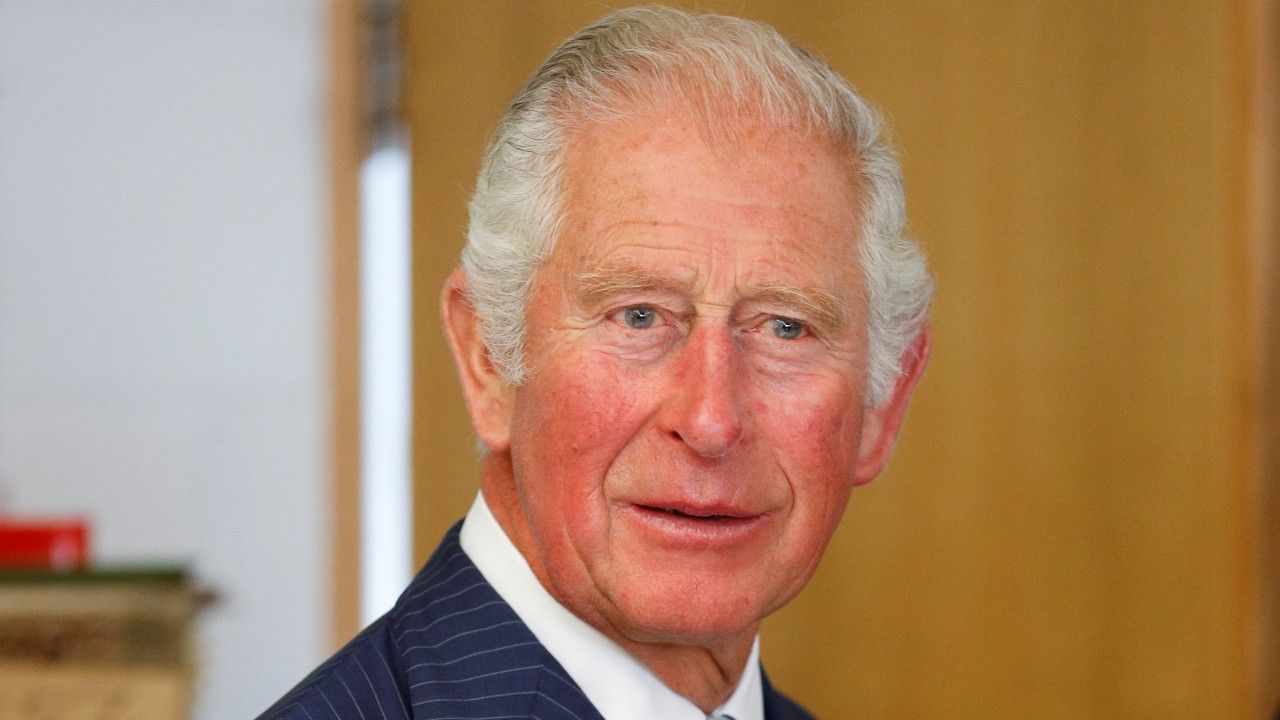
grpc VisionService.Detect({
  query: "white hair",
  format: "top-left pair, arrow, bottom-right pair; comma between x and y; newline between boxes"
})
462,6 -> 933,405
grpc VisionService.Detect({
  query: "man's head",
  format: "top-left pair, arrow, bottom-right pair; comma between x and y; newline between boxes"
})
444,6 -> 932,653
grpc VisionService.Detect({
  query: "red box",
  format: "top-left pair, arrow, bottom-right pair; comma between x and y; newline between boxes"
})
0,518 -> 89,569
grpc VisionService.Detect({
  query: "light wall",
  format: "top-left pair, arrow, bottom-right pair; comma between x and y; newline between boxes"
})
406,2 -> 1278,718
0,3 -> 332,717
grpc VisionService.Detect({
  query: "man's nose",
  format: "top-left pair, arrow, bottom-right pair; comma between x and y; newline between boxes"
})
660,325 -> 745,458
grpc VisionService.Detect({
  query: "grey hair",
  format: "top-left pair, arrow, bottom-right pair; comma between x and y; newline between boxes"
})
462,6 -> 933,405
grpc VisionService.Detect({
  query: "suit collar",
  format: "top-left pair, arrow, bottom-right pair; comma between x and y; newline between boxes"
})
391,526 -> 605,719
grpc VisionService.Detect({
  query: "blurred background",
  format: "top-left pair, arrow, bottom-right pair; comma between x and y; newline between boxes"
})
0,1 -> 1275,719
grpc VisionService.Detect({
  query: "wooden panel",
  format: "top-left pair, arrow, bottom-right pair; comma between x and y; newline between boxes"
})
327,0 -> 363,649
1244,2 -> 1279,716
405,1 -> 1276,716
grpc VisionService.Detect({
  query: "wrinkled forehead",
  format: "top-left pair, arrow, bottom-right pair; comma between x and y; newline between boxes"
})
560,103 -> 861,246
546,103 -> 865,311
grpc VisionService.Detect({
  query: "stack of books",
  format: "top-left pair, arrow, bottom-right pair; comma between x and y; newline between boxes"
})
0,520 -> 208,719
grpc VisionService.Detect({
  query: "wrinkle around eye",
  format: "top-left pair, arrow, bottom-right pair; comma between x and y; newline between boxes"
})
594,304 -> 682,353
739,314 -> 813,342
735,316 -> 852,376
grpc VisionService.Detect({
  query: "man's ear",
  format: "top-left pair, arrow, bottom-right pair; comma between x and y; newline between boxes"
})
441,268 -> 514,453
853,323 -> 932,484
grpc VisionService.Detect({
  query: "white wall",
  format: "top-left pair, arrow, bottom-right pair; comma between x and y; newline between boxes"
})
0,2 -> 331,717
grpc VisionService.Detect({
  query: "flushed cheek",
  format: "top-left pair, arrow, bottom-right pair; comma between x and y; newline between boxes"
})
511,351 -> 659,536
519,353 -> 651,453
750,398 -> 860,604
759,385 -> 863,517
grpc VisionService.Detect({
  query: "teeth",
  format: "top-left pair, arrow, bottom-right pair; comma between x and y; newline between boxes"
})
655,506 -> 741,519
663,508 -> 724,519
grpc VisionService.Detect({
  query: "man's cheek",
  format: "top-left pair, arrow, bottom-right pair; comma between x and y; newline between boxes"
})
769,390 -> 863,481
542,357 -> 650,451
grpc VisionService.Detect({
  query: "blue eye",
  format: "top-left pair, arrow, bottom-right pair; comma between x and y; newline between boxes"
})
621,306 -> 657,329
769,317 -> 805,340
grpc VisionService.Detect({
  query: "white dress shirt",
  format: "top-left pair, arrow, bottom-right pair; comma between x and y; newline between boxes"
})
460,491 -> 764,720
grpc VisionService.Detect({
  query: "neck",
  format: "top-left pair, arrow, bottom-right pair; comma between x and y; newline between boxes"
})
616,634 -> 755,712
479,453 -> 755,713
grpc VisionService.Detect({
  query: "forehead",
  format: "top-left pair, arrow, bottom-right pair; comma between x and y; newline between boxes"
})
553,107 -> 863,295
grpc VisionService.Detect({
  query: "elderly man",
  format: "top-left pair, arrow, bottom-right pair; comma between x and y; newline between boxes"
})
260,6 -> 931,719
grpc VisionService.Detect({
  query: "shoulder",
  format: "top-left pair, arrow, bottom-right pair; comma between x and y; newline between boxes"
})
255,614 -> 410,720
257,523 -> 584,720
255,526 -> 475,720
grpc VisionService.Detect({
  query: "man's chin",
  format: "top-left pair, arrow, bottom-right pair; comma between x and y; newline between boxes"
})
604,583 -> 771,649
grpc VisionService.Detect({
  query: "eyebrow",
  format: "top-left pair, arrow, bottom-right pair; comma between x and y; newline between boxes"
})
572,264 -> 850,336
572,265 -> 697,309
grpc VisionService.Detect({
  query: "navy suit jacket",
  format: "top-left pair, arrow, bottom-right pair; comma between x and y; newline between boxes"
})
257,523 -> 815,720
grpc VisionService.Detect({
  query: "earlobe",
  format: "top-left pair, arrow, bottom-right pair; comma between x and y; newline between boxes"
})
853,323 -> 932,484
440,269 -> 514,453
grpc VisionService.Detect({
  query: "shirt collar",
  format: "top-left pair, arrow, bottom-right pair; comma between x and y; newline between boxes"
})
460,491 -> 764,720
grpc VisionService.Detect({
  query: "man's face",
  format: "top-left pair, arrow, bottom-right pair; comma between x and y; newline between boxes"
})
473,107 -> 900,647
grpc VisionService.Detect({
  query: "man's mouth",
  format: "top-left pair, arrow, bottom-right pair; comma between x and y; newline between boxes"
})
628,502 -> 766,527
654,506 -> 743,520
615,499 -> 774,548
632,500 -> 756,519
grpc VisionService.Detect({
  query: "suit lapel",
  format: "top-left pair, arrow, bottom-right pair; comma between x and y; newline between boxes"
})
392,526 -> 604,719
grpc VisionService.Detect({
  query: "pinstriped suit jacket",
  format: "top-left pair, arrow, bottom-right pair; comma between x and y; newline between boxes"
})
257,523 -> 815,720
